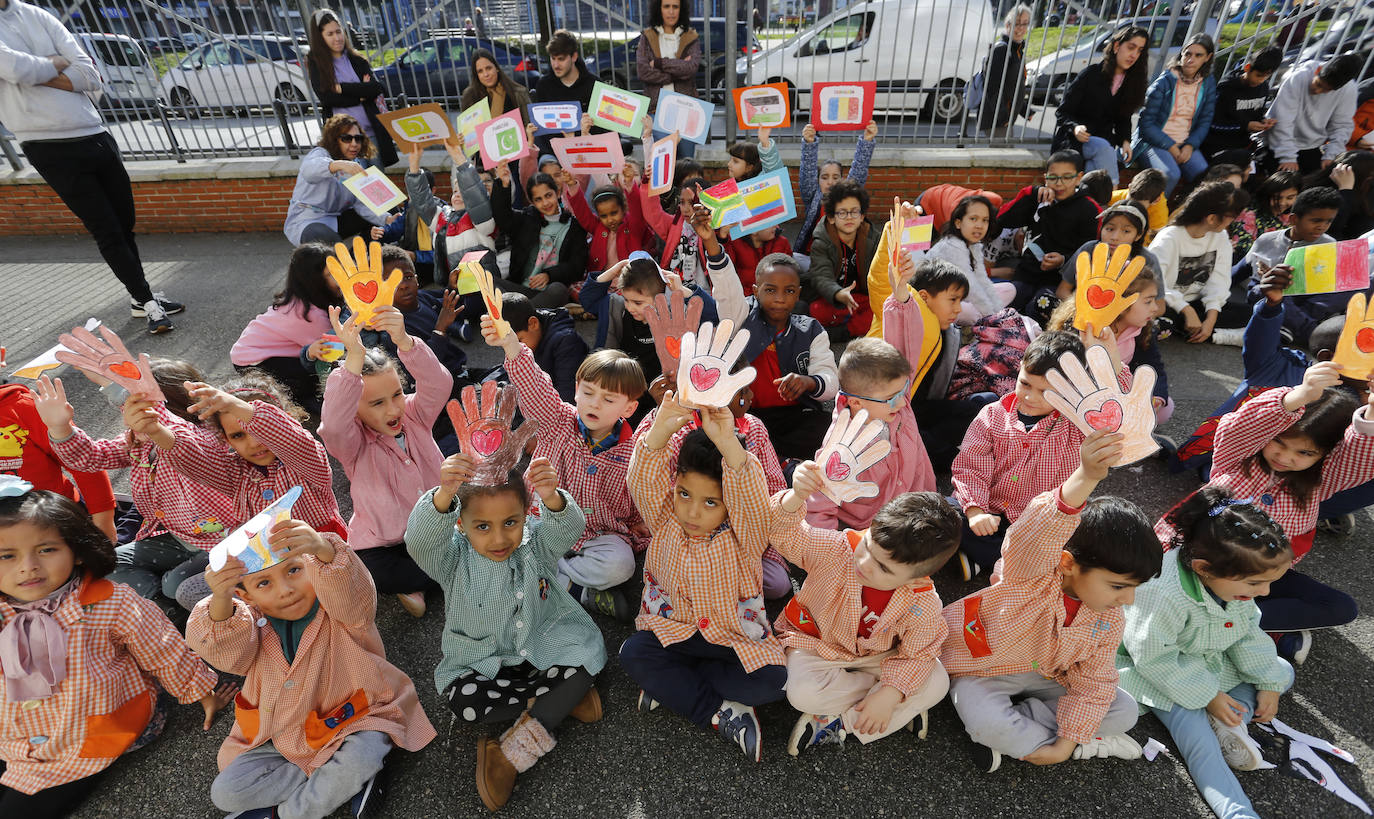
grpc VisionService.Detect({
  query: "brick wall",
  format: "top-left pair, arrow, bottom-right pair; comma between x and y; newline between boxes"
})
0,164 -> 1043,236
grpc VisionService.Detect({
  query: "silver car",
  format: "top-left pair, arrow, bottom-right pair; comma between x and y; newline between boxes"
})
158,34 -> 309,118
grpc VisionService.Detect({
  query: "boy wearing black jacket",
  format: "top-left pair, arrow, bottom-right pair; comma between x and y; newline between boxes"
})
996,151 -> 1101,316
1202,46 -> 1282,165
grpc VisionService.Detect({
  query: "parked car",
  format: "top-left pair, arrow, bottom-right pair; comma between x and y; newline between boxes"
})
141,36 -> 188,57
158,34 -> 309,118
372,36 -> 540,107
582,18 -> 762,102
738,0 -> 995,122
1024,15 -> 1219,105
76,33 -> 160,113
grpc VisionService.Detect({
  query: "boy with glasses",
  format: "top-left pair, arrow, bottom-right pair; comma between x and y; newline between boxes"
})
807,179 -> 883,340
995,151 -> 1101,320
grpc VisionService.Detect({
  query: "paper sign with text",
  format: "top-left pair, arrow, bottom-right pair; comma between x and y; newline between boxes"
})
476,108 -> 530,166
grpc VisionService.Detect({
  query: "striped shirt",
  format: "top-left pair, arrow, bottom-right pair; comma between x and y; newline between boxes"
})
628,439 -> 797,672
940,490 -> 1126,744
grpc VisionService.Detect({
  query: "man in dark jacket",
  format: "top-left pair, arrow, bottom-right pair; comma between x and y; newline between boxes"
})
532,29 -> 600,155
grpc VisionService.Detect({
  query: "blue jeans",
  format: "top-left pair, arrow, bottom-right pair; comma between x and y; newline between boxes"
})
1081,136 -> 1120,184
1319,479 -> 1374,519
1138,143 -> 1210,195
619,630 -> 786,728
1150,661 -> 1293,819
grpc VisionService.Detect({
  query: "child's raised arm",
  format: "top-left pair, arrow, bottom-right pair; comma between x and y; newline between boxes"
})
482,314 -> 571,432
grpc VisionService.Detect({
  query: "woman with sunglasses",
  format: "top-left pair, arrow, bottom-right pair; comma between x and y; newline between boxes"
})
306,7 -> 398,167
284,114 -> 392,245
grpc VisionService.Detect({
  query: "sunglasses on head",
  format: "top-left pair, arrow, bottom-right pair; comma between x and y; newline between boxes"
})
339,133 -> 365,144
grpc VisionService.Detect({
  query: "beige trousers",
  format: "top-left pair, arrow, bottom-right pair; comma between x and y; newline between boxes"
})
784,647 -> 950,743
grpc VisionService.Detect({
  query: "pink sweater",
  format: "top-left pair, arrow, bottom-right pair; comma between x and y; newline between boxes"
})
231,301 -> 332,367
317,340 -> 453,550
806,402 -> 936,530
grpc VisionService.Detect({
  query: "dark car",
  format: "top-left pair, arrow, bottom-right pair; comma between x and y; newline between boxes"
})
583,18 -> 761,102
372,36 -> 540,106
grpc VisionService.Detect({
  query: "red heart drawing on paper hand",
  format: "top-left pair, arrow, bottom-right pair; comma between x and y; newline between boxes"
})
1085,284 -> 1115,310
1357,327 -> 1374,353
470,428 -> 505,456
689,363 -> 720,392
1084,399 -> 1123,433
108,361 -> 141,380
825,450 -> 851,481
352,281 -> 379,304
664,336 -> 681,360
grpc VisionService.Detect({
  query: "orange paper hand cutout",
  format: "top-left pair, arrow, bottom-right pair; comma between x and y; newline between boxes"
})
55,325 -> 165,402
445,383 -> 539,485
644,287 -> 704,375
1073,242 -> 1145,332
1043,345 -> 1159,464
466,259 -> 512,339
326,237 -> 400,326
1334,292 -> 1374,380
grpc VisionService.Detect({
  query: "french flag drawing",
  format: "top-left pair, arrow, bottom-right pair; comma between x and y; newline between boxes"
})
652,149 -> 672,190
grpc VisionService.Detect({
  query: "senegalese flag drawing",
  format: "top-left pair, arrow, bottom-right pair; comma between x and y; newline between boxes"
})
699,178 -> 748,228
1284,238 -> 1371,295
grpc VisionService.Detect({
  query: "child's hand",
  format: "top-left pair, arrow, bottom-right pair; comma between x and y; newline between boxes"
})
1040,251 -> 1064,271
555,167 -> 578,193
598,258 -> 631,284
968,511 -> 1001,537
369,305 -> 413,351
835,282 -> 859,313
783,459 -> 824,511
773,373 -> 817,403
757,125 -> 771,149
1207,691 -> 1247,727
185,382 -> 251,423
1037,186 -> 1055,204
1287,360 -> 1344,409
435,289 -> 464,334
204,555 -> 245,622
641,114 -> 654,141
863,120 -> 879,141
267,518 -> 334,563
648,373 -> 674,406
851,685 -> 903,735
329,305 -> 364,352
801,123 -> 816,143
435,452 -> 477,511
1254,690 -> 1280,723
581,112 -> 594,136
369,225 -> 385,240
525,121 -> 538,143
689,198 -> 715,240
1259,265 -> 1293,304
646,390 -> 695,447
199,680 -> 241,731
698,405 -> 740,453
1023,736 -> 1077,765
526,456 -> 563,510
32,375 -> 76,438
122,396 -> 171,446
1079,428 -> 1124,480
479,314 -> 520,358
493,161 -> 512,186
1188,311 -> 1217,344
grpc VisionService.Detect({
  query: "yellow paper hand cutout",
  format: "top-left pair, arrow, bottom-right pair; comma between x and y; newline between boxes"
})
1074,242 -> 1145,332
326,237 -> 400,325
466,259 -> 512,338
1334,292 -> 1374,380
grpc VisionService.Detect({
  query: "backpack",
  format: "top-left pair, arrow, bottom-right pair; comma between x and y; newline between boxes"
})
963,60 -> 987,111
948,308 -> 1033,400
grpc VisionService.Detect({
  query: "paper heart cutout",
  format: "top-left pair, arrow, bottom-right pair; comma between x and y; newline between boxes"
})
107,361 -> 141,380
664,336 -> 681,360
1357,327 -> 1374,354
353,281 -> 379,304
689,363 -> 720,392
1084,399 -> 1123,433
1085,284 -> 1115,310
470,428 -> 505,457
824,450 -> 850,481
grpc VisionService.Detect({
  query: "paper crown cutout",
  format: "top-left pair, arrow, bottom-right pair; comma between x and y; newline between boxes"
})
207,486 -> 303,574
446,384 -> 540,485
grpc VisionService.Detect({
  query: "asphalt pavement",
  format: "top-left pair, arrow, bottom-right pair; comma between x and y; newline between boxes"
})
0,233 -> 1368,819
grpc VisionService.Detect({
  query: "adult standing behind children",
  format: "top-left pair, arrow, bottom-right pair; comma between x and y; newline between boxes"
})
0,0 -> 184,334
1051,25 -> 1150,185
974,5 -> 1032,136
637,0 -> 702,159
459,48 -> 532,119
1263,54 -> 1362,175
306,8 -> 397,168
1131,34 -> 1219,196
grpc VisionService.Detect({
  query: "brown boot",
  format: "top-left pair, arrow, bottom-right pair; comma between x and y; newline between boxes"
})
568,686 -> 602,723
476,736 -> 516,812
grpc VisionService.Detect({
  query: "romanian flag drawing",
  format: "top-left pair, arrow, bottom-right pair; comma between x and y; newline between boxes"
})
1283,238 -> 1371,295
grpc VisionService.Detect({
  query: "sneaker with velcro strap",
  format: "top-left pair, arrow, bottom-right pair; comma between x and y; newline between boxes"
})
787,713 -> 846,756
713,700 -> 762,762
1072,733 -> 1143,760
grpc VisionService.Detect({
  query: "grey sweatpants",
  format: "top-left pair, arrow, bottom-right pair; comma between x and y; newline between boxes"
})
948,672 -> 1138,759
210,730 -> 391,819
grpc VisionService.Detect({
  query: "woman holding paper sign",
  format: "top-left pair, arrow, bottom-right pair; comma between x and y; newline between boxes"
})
460,49 -> 532,119
638,0 -> 702,159
306,8 -> 397,168
283,115 -> 391,246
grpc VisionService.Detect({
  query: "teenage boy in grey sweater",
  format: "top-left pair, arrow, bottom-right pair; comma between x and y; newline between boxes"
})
1263,55 -> 1361,176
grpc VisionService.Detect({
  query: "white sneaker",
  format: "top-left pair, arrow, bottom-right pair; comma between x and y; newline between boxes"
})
1211,328 -> 1244,346
144,299 -> 174,334
1072,733 -> 1143,760
1207,714 -> 1265,770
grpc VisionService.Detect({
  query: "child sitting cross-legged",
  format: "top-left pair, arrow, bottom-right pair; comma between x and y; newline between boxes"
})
776,475 -> 962,755
943,430 -> 1164,772
483,314 -> 649,620
806,337 -> 936,531
405,452 -> 604,812
189,518 -> 435,819
619,395 -> 796,762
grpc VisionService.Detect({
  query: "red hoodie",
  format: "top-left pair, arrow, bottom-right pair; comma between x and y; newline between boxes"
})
723,233 -> 794,289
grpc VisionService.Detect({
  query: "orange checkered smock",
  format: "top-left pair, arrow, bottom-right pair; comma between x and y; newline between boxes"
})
0,576 -> 218,794
772,526 -> 948,698
627,439 -> 799,673
186,538 -> 435,773
939,490 -> 1125,744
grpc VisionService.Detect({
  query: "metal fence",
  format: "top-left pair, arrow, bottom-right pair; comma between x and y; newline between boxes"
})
1,0 -> 1370,167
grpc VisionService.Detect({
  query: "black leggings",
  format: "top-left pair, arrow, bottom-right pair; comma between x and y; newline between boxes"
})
445,663 -> 594,731
0,765 -> 106,819
236,358 -> 322,416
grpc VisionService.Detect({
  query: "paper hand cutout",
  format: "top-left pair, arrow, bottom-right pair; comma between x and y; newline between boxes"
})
643,287 -> 704,375
1333,292 -> 1374,380
1043,345 -> 1159,464
675,320 -> 756,408
54,325 -> 165,402
466,257 -> 512,339
1073,242 -> 1145,332
207,486 -> 303,573
326,237 -> 400,325
445,383 -> 539,485
815,407 -> 890,503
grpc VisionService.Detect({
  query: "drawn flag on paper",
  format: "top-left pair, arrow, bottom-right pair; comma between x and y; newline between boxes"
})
812,81 -> 876,131
728,169 -> 798,239
1283,238 -> 1371,295
550,132 -> 626,174
699,178 -> 748,228
527,101 -> 582,136
899,215 -> 936,254
589,81 -> 650,137
648,134 -> 677,195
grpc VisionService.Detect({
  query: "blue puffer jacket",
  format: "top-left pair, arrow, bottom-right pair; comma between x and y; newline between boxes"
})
1132,70 -> 1218,158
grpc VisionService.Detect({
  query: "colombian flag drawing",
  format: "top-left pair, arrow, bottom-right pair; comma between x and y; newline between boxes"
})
728,169 -> 797,239
699,177 -> 749,228
1284,238 -> 1371,295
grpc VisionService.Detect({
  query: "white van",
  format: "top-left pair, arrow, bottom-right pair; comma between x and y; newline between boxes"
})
737,0 -> 996,121
76,33 -> 160,111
